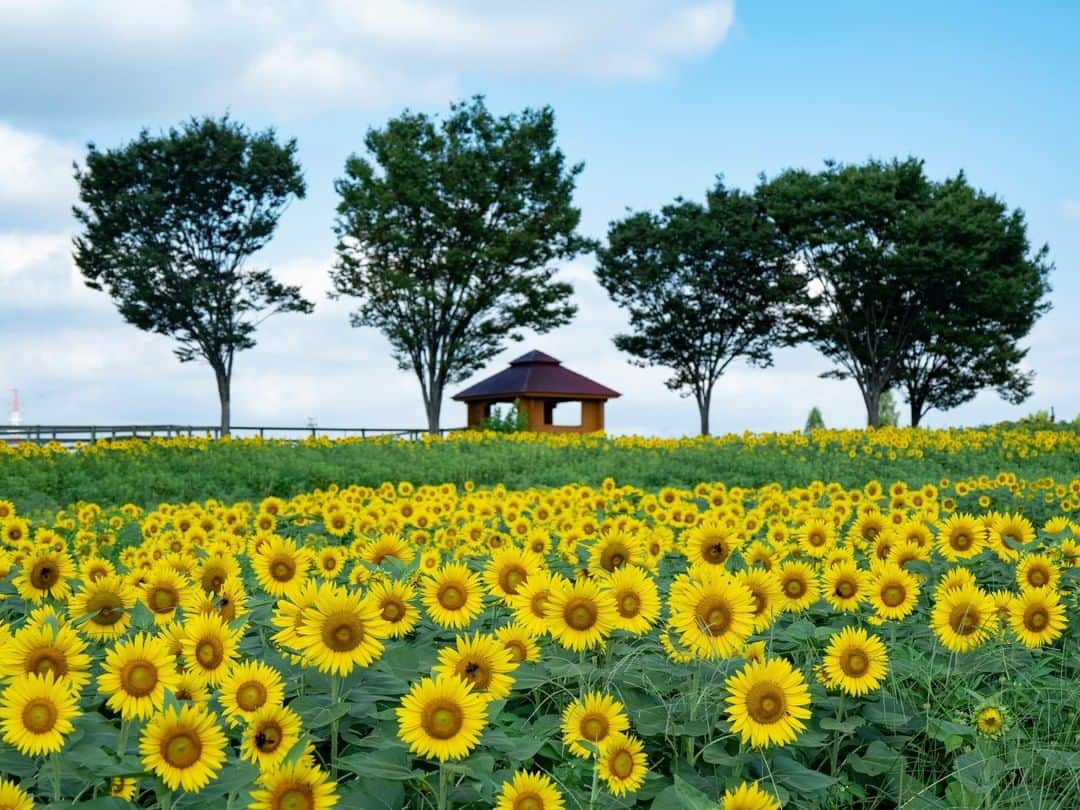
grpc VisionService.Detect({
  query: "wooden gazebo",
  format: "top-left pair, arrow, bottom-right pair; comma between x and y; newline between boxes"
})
453,351 -> 620,433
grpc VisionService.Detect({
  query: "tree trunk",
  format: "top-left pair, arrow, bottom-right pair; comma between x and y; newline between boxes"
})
909,398 -> 924,428
425,381 -> 443,435
863,385 -> 882,429
696,388 -> 711,436
213,365 -> 231,438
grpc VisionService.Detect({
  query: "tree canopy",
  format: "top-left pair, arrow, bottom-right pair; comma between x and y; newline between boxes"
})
596,182 -> 799,434
72,116 -> 309,435
758,158 -> 1051,427
331,97 -> 589,432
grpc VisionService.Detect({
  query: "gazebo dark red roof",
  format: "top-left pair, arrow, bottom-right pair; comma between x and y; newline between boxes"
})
453,351 -> 619,433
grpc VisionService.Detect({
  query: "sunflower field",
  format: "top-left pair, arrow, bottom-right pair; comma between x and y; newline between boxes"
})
1,430 -> 1080,809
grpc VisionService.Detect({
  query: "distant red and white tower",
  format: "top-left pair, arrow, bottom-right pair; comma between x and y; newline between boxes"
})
8,388 -> 21,427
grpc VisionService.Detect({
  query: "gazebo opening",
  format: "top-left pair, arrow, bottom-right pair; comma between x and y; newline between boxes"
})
452,351 -> 620,434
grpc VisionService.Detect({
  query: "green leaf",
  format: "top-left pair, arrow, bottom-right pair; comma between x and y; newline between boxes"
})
820,715 -> 864,733
650,774 -> 719,810
847,741 -> 904,777
770,754 -> 836,793
336,747 -> 420,780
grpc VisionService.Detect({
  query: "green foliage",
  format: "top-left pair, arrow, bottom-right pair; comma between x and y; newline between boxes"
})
596,181 -> 800,436
878,390 -> 900,427
804,406 -> 825,433
72,115 -> 310,435
758,158 -> 1051,428
480,400 -> 528,433
331,96 -> 590,432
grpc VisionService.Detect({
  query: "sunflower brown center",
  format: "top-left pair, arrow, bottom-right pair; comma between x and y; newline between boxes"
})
195,638 -> 224,669
601,546 -> 628,571
276,786 -> 312,810
1027,569 -> 1048,587
150,586 -> 178,614
835,580 -> 856,599
784,578 -> 807,599
564,598 -> 598,631
703,539 -> 728,564
881,584 -> 906,607
692,595 -> 731,636
500,566 -> 528,594
254,721 -> 283,752
381,600 -> 403,622
581,713 -> 609,741
457,659 -> 491,689
122,661 -> 158,697
841,649 -> 869,676
270,559 -> 295,582
610,749 -> 635,779
1024,605 -> 1049,631
513,792 -> 544,810
321,613 -> 362,652
422,700 -> 464,740
438,584 -> 465,610
529,591 -> 549,619
89,592 -> 125,625
504,640 -> 527,663
807,531 -> 827,547
237,681 -> 268,712
22,698 -> 58,734
951,532 -> 972,550
618,592 -> 641,618
28,648 -> 67,677
162,731 -> 202,768
949,604 -> 981,635
746,682 -> 787,724
30,560 -> 57,590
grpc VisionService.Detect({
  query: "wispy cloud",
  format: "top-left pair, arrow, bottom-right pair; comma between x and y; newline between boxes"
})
1064,200 -> 1080,221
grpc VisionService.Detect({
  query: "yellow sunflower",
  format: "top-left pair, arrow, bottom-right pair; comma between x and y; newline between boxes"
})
495,770 -> 565,810
194,554 -> 241,594
668,569 -> 755,659
219,660 -> 285,725
602,565 -> 661,635
971,701 -> 1010,738
776,560 -> 820,613
248,756 -> 338,810
683,519 -> 743,568
725,656 -> 812,748
109,776 -> 138,800
733,568 -> 782,632
794,517 -> 836,559
1015,553 -> 1060,591
0,672 -> 80,756
434,632 -> 517,699
597,733 -> 648,797
721,781 -> 781,810
562,691 -> 630,758
483,547 -> 544,601
822,561 -> 867,613
98,632 -> 180,720
1008,587 -> 1067,648
821,627 -> 888,696
422,563 -> 485,630
0,621 -> 92,692
935,513 -> 985,561
0,777 -> 33,810
494,624 -> 541,664
588,528 -> 647,572
68,574 -> 138,640
240,703 -> 303,770
931,584 -> 996,654
315,546 -> 347,580
294,583 -> 390,676
367,578 -> 421,638
362,533 -> 415,566
140,704 -> 227,792
545,577 -> 617,652
252,536 -> 312,599
12,547 -> 75,602
869,563 -> 921,621
181,613 -> 242,687
508,571 -> 565,637
141,563 -> 191,625
395,674 -> 490,762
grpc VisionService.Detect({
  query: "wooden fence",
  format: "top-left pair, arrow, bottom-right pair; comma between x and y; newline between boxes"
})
0,424 -> 464,446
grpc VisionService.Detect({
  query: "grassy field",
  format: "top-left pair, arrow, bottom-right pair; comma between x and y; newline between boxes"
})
0,428 -> 1078,809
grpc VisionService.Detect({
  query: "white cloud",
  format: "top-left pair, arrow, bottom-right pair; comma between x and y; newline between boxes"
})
1064,200 -> 1080,221
0,1 -> 737,119
0,124 -> 79,224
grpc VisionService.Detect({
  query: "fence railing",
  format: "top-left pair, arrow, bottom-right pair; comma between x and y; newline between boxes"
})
0,424 -> 465,446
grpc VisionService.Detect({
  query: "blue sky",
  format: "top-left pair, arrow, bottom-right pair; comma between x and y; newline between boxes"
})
0,1 -> 1076,435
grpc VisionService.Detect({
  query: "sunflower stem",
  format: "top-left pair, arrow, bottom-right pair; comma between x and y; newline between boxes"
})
829,694 -> 846,775
437,762 -> 450,810
117,718 -> 130,759
587,759 -> 600,810
330,675 -> 341,776
51,753 -> 61,801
